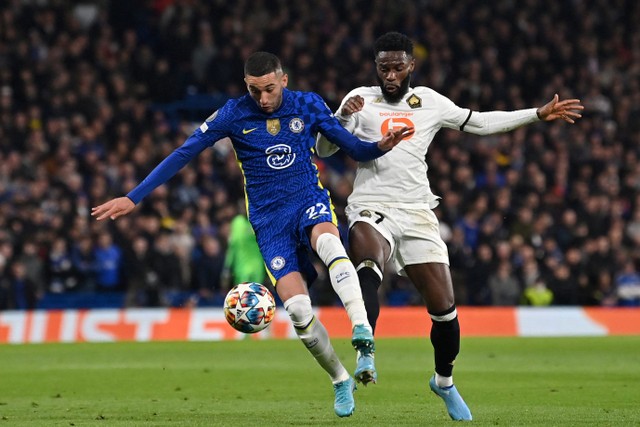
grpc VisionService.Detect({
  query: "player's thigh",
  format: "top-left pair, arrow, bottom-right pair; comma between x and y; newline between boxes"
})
394,208 -> 449,268
346,204 -> 395,267
349,222 -> 390,268
253,222 -> 300,285
394,208 -> 454,311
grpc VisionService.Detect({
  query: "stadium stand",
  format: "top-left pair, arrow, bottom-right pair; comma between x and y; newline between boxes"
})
0,0 -> 639,310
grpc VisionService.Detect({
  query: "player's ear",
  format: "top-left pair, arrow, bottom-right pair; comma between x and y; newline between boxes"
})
281,73 -> 288,88
408,58 -> 416,73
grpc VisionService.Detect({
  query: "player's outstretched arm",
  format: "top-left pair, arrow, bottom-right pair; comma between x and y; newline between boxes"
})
536,94 -> 584,123
91,197 -> 135,221
456,92 -> 584,136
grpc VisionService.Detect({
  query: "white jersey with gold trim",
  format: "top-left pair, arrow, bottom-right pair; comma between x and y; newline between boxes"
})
323,86 -> 469,208
316,86 -> 538,208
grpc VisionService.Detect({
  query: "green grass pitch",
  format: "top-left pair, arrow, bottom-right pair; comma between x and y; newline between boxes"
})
1,336 -> 639,426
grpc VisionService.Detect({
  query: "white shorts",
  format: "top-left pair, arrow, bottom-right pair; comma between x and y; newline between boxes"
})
345,203 -> 450,276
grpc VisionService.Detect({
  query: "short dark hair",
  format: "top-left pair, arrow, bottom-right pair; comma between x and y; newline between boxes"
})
244,52 -> 283,77
374,32 -> 414,56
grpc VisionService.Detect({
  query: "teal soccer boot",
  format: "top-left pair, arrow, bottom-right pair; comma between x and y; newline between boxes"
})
429,375 -> 472,421
333,377 -> 356,417
351,324 -> 377,385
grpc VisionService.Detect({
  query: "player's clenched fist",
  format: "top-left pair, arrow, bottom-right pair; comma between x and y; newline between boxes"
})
340,95 -> 365,116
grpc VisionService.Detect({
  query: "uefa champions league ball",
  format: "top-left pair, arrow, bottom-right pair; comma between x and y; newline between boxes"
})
223,282 -> 276,333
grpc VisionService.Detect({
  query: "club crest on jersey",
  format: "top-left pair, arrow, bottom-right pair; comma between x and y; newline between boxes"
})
266,119 -> 281,135
407,94 -> 422,109
266,144 -> 296,170
270,256 -> 285,271
289,118 -> 304,133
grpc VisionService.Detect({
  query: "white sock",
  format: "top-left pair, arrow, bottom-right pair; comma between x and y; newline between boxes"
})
315,233 -> 371,329
435,372 -> 454,388
284,294 -> 349,383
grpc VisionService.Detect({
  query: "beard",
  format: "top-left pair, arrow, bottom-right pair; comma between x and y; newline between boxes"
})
377,75 -> 411,103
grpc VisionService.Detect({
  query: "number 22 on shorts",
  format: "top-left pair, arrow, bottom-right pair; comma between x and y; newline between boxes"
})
306,203 -> 329,220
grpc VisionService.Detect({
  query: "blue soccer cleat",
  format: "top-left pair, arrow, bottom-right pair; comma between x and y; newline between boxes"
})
351,325 -> 377,385
354,350 -> 377,385
333,377 -> 356,417
429,375 -> 472,421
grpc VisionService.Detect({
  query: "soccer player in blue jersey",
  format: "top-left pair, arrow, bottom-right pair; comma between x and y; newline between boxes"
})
92,51 -> 413,418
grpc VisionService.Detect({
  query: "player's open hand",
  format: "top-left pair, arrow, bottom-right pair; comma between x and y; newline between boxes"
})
536,94 -> 584,123
91,197 -> 135,221
378,126 -> 415,151
340,95 -> 365,116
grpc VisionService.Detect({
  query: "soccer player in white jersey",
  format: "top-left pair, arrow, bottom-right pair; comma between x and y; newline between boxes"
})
316,32 -> 583,420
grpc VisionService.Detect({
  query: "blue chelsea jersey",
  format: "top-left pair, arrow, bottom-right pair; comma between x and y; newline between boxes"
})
200,90 -> 331,215
126,89 -> 385,218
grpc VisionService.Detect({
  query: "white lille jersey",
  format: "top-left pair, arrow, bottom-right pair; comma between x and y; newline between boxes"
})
330,86 -> 471,208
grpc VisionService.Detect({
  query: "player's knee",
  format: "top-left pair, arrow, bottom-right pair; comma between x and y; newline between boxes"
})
315,233 -> 348,266
356,259 -> 383,282
429,305 -> 458,329
283,294 -> 314,328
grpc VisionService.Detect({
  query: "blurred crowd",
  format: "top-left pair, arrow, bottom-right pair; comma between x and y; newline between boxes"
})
1,0 -> 640,310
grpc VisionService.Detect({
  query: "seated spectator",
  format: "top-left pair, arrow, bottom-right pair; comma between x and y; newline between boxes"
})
0,255 -> 11,310
8,260 -> 42,310
488,261 -> 521,306
150,231 -> 184,306
193,235 -> 225,305
16,240 -> 45,295
47,236 -> 76,293
94,231 -> 123,292
70,235 -> 97,291
548,263 -> 578,305
466,243 -> 494,306
1,0 -> 639,309
593,270 -> 618,307
522,279 -> 553,306
614,260 -> 640,307
123,235 -> 158,307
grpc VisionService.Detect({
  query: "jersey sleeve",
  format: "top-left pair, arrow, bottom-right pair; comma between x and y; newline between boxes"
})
430,89 -> 473,130
431,89 -> 539,134
127,104 -> 232,204
459,108 -> 539,135
310,92 -> 385,162
315,89 -> 362,157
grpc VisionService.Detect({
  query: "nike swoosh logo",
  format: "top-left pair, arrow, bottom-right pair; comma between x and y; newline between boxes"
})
242,128 -> 257,134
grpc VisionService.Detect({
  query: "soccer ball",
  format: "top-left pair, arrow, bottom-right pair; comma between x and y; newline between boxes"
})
223,282 -> 276,333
